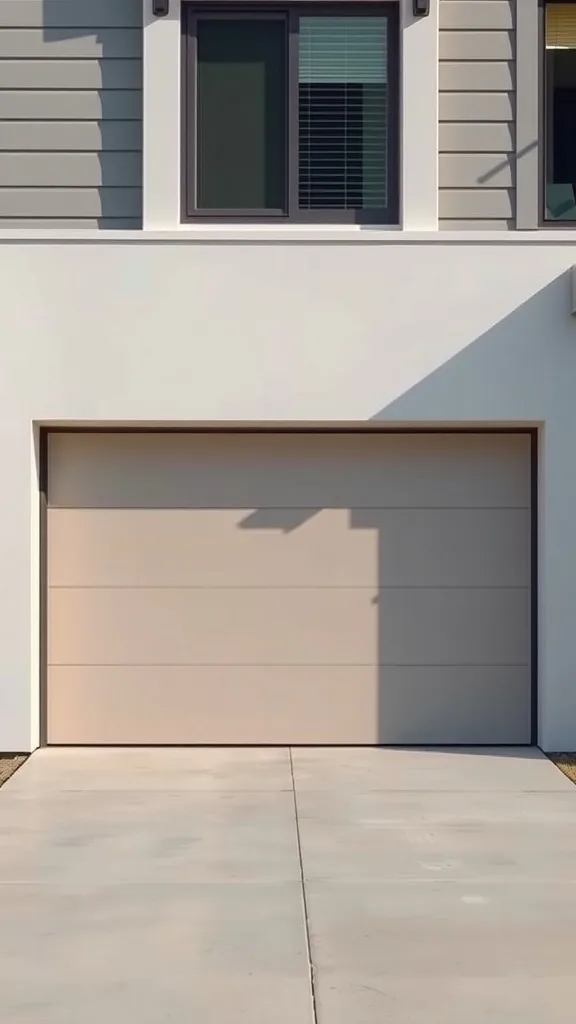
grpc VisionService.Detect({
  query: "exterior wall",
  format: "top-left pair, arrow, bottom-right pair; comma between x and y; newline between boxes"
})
0,234 -> 575,752
0,0 -> 142,228
439,0 -> 516,228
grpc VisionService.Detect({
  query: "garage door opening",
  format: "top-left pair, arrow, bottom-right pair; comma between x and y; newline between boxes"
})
43,430 -> 535,746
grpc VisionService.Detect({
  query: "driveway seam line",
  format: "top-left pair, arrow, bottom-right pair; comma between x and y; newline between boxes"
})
289,748 -> 318,1024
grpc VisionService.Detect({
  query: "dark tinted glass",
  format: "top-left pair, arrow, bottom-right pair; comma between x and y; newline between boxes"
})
197,18 -> 286,211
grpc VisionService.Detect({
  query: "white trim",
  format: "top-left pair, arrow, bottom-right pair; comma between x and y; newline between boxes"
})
142,0 -> 439,231
142,0 -> 182,229
400,0 -> 438,229
3,230 -> 576,244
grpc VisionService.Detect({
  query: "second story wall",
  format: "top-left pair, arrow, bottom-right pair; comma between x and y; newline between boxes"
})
439,0 -> 515,229
0,0 -> 143,228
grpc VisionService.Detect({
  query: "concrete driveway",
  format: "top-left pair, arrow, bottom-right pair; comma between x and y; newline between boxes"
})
0,747 -> 574,1023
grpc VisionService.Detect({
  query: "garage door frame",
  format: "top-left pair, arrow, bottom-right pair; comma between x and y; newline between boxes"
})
38,426 -> 538,747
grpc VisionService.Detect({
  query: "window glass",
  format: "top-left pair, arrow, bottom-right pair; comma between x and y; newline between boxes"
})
545,4 -> 576,220
298,16 -> 389,211
196,18 -> 287,211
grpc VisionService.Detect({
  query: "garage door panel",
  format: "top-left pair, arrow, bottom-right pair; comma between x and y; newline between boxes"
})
47,508 -> 380,588
49,585 -> 528,668
378,587 -> 530,666
48,432 -> 531,510
48,506 -> 529,589
48,587 -> 380,666
378,665 -> 531,744
46,663 -> 530,745
47,666 -> 381,745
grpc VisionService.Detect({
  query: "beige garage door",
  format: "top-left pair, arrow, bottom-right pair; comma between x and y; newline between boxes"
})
46,431 -> 532,745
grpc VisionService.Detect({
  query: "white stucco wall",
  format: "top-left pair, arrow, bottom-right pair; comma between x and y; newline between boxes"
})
1,233 -> 576,752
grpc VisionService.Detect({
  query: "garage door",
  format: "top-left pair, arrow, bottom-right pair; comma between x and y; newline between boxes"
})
46,431 -> 532,745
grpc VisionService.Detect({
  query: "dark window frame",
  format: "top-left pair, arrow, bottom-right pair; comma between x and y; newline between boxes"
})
181,2 -> 399,224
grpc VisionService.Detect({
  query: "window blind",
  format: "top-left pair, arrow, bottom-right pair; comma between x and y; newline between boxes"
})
546,4 -> 576,49
298,16 -> 389,211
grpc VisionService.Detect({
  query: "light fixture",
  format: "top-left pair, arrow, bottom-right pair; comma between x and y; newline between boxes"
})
152,0 -> 169,16
413,0 -> 430,16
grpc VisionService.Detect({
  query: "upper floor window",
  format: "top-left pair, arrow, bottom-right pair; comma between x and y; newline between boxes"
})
545,2 -> 576,220
182,4 -> 399,223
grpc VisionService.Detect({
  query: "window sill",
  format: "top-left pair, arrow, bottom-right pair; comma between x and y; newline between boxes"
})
3,227 -> 576,244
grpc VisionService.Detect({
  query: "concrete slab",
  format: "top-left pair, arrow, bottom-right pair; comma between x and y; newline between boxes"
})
0,881 -> 312,1024
0,790 -> 300,883
1,746 -> 575,1023
291,746 -> 573,792
293,748 -> 576,1023
4,746 -> 293,792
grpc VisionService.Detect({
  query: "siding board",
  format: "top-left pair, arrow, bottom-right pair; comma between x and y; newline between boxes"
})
440,91 -> 514,122
439,188 -> 514,219
0,1 -> 142,28
439,2 -> 514,32
439,61 -> 514,92
0,90 -> 142,121
440,121 -> 515,153
439,153 -> 514,189
0,59 -> 142,90
0,29 -> 141,59
0,4 -> 143,227
0,187 -> 142,218
0,120 -> 142,151
440,31 -> 514,61
439,0 -> 516,229
0,152 -> 142,188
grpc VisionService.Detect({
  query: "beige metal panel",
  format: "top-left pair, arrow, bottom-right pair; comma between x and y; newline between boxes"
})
46,666 -> 381,745
439,31 -> 514,61
440,121 -> 515,153
439,92 -> 514,122
48,507 -> 530,589
377,587 -> 530,667
48,587 -> 380,667
439,153 -> 514,189
48,508 -> 381,589
377,665 -> 531,745
439,2 -> 514,32
49,584 -> 528,669
48,432 -> 531,509
439,61 -> 514,92
46,663 -> 530,745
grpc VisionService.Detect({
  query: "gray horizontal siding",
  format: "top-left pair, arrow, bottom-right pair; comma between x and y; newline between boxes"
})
0,59 -> 141,90
0,0 -> 142,228
0,1 -> 142,28
0,187 -> 142,218
0,89 -> 141,120
0,152 -> 142,187
439,188 -> 514,218
439,153 -> 514,188
439,0 -> 516,229
440,121 -> 515,152
439,61 -> 514,92
0,120 -> 142,151
0,29 -> 141,58
439,31 -> 514,61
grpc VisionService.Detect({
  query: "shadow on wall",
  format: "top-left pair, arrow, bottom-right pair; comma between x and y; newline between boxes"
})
239,272 -> 576,747
42,0 -> 143,227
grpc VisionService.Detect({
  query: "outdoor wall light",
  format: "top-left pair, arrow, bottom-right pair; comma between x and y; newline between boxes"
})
413,0 -> 430,15
153,0 -> 170,16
